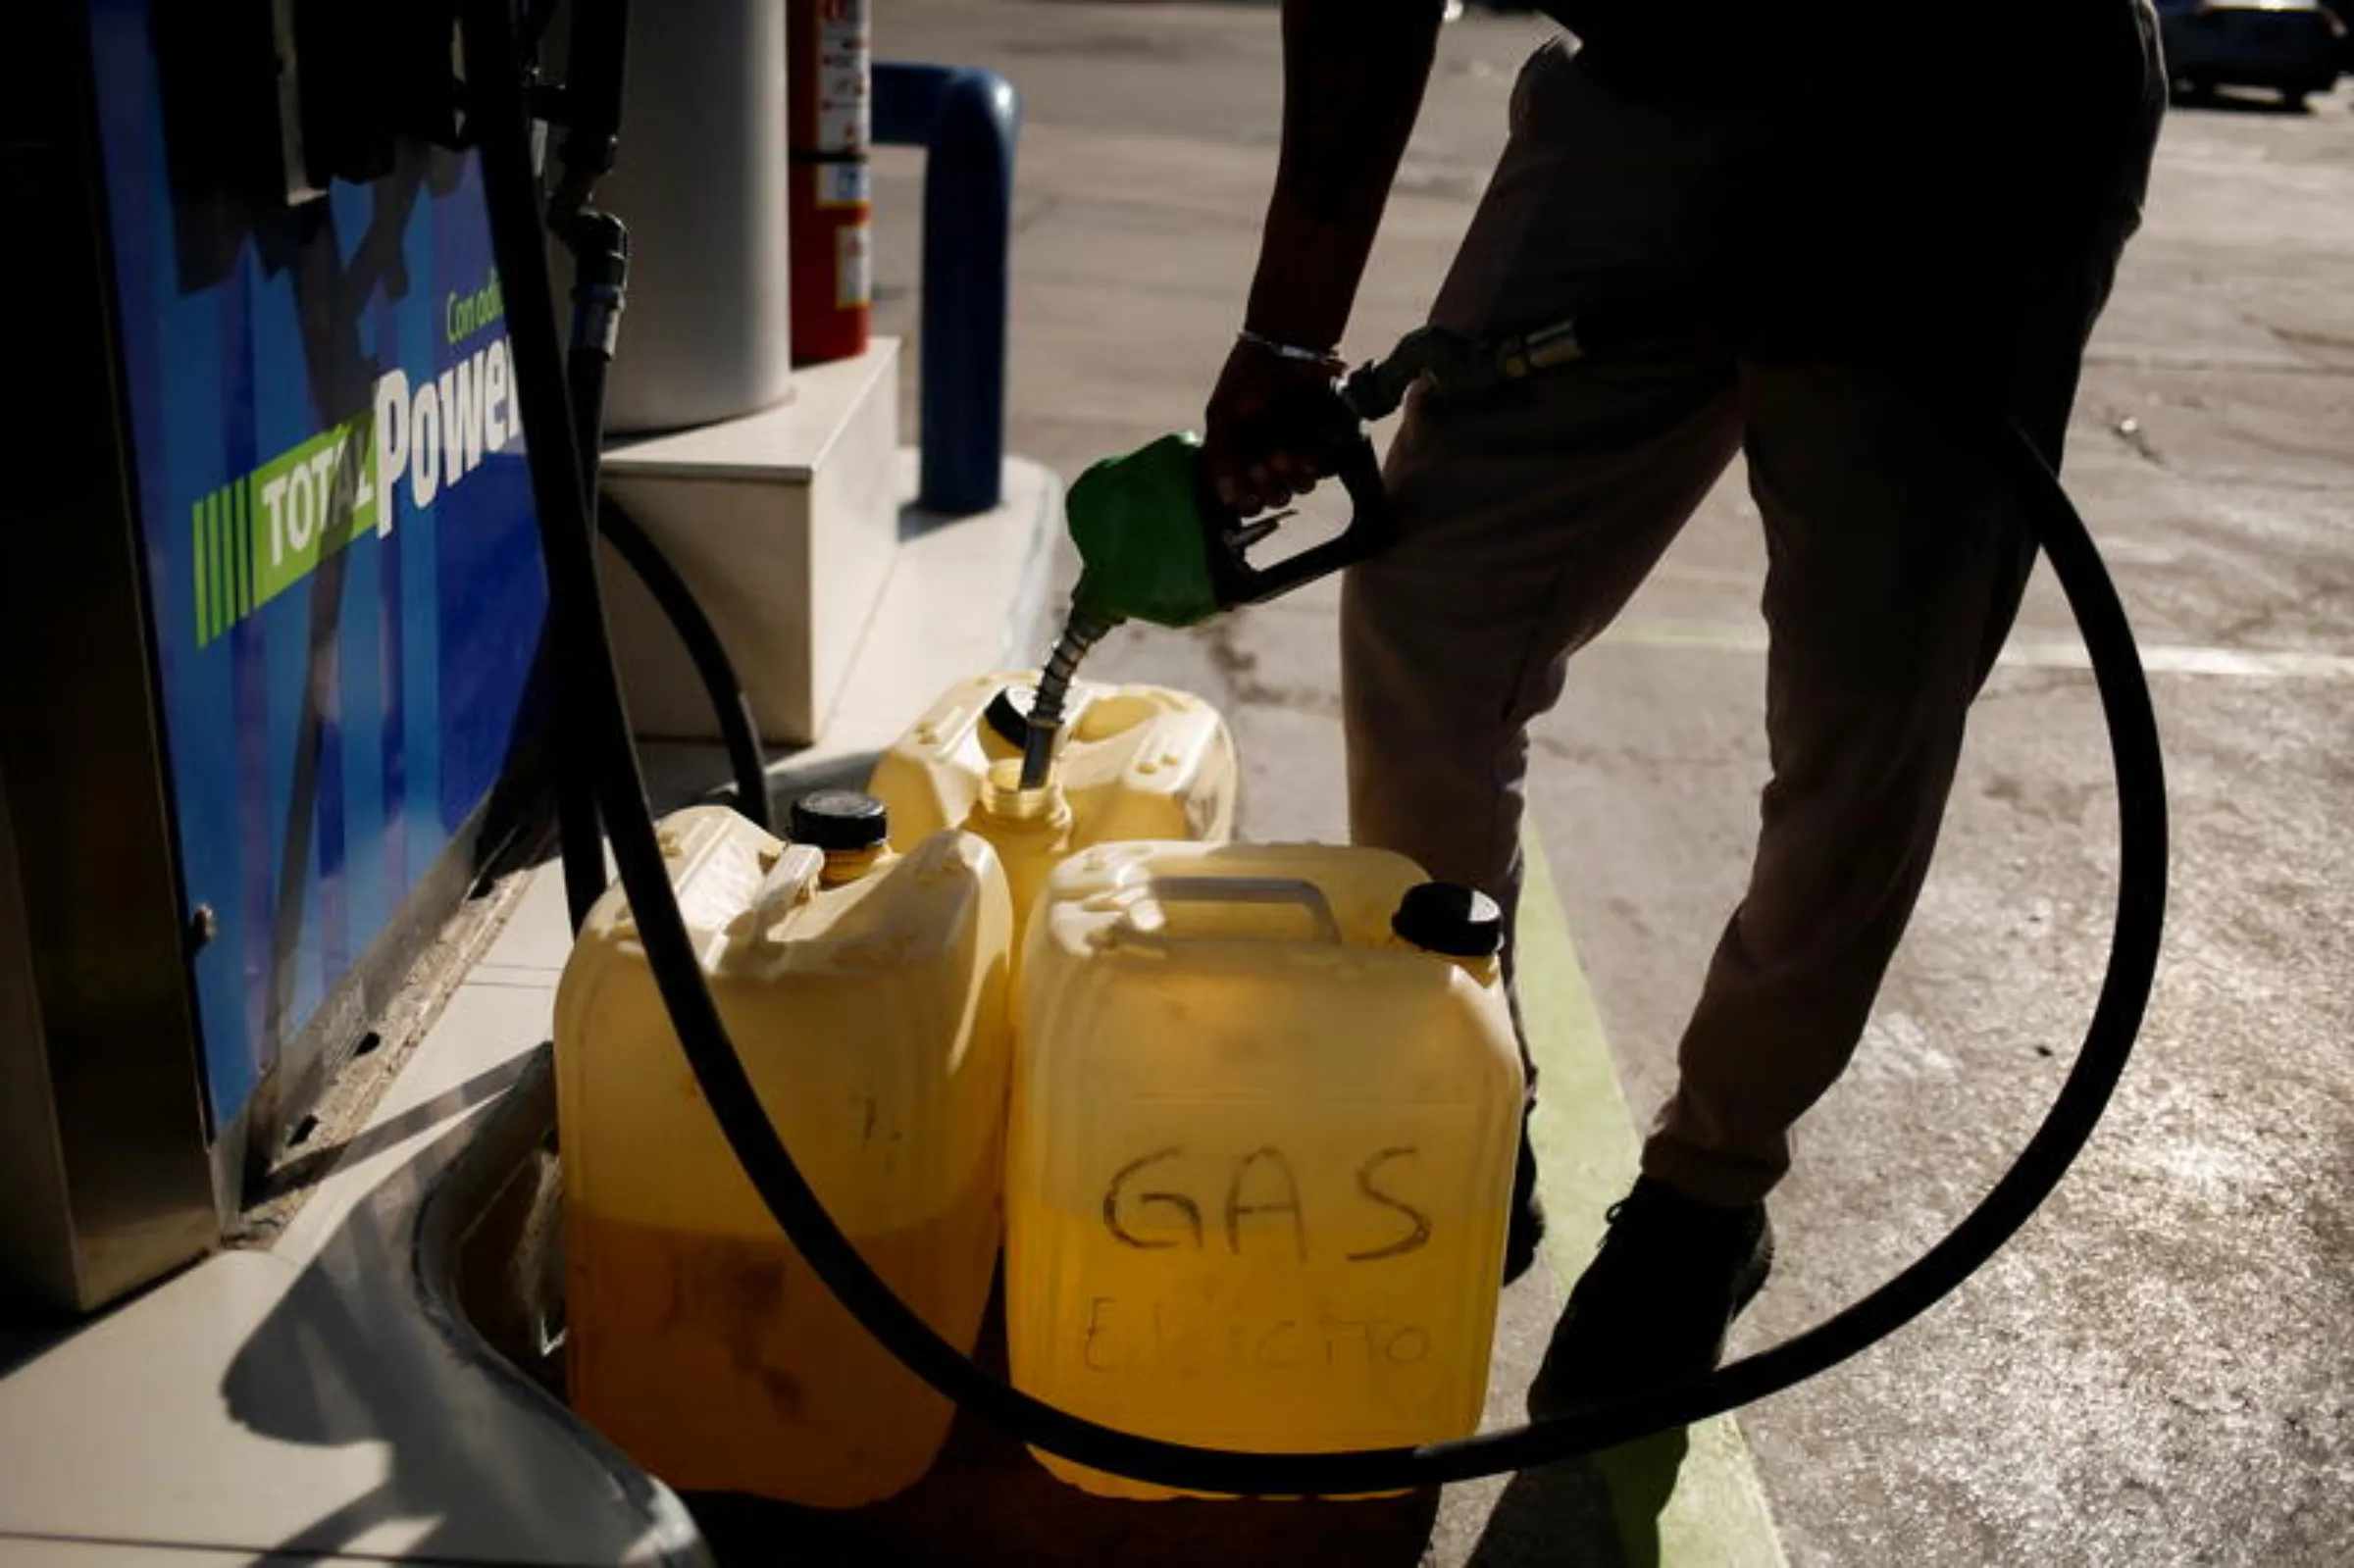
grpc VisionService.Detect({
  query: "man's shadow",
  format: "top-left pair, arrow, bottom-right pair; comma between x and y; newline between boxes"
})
1467,1429 -> 1693,1568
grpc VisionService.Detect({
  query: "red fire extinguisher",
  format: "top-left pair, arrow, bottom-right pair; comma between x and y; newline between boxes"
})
788,0 -> 872,366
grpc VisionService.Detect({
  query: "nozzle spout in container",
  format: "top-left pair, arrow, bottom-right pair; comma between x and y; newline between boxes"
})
980,758 -> 1065,824
1019,607 -> 1116,789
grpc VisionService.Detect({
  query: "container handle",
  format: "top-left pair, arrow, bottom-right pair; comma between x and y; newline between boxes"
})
749,843 -> 828,936
1141,876 -> 1343,945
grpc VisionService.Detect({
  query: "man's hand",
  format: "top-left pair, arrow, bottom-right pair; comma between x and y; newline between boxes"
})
1197,0 -> 1440,515
1203,341 -> 1347,516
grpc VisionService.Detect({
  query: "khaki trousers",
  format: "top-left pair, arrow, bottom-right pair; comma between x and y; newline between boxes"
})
1343,18 -> 2165,1206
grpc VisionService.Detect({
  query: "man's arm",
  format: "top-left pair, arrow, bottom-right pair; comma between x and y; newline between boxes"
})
1245,0 -> 1445,351
1205,0 -> 1444,513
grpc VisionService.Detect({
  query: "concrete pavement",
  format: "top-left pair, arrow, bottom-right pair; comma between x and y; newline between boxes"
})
868,6 -> 2354,1563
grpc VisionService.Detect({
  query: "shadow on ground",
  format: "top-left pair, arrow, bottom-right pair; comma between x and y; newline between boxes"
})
1466,1430 -> 1691,1568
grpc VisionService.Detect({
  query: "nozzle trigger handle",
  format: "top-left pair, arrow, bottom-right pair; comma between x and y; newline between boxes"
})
1201,430 -> 1396,610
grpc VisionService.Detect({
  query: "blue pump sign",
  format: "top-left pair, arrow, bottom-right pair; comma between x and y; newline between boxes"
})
87,3 -> 551,1130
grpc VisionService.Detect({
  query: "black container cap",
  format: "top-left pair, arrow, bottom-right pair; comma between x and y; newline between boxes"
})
983,683 -> 1035,748
1392,882 -> 1505,959
790,789 -> 890,851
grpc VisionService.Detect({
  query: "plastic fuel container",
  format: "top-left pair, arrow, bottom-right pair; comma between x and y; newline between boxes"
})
1004,842 -> 1527,1499
553,795 -> 1014,1508
867,671 -> 1239,851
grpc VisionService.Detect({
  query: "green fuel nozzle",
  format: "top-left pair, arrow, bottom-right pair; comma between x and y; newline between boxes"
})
1017,317 -> 1611,788
1017,410 -> 1393,787
1016,369 -> 1402,789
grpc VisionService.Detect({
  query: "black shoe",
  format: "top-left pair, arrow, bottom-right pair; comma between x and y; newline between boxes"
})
1525,1176 -> 1772,1420
1504,1116 -> 1546,1285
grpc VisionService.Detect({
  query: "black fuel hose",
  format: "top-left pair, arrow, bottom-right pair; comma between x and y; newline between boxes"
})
552,292 -> 613,929
597,490 -> 773,835
465,0 -> 2165,1493
550,483 -> 774,926
546,194 -> 771,929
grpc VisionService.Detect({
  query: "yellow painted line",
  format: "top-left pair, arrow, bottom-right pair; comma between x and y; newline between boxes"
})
1597,616 -> 2354,683
1516,828 -> 1790,1568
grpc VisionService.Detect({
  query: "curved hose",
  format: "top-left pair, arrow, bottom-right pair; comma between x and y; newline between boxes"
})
465,0 -> 2165,1493
547,195 -> 769,930
597,492 -> 772,834
553,309 -> 615,931
552,435 -> 776,936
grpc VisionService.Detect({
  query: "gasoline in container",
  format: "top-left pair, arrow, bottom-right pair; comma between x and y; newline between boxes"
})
553,794 -> 1014,1508
959,759 -> 1073,957
1004,842 -> 1527,1499
867,672 -> 1239,852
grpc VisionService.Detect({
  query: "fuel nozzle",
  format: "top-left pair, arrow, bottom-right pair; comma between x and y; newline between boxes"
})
1025,319 -> 1522,787
1018,607 -> 1115,789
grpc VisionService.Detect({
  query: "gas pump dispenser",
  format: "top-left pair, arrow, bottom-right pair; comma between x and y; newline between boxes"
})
0,0 -> 578,1314
0,0 -> 765,1316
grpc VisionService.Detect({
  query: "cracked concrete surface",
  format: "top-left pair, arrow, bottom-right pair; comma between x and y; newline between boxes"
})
873,6 -> 2354,1563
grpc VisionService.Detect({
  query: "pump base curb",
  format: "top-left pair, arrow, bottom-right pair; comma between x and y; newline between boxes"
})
599,339 -> 906,747
639,447 -> 1065,815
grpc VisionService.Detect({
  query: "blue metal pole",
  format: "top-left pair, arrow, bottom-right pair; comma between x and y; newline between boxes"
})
874,64 -> 1021,516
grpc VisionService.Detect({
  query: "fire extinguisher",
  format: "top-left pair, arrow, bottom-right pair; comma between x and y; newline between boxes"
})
789,0 -> 871,366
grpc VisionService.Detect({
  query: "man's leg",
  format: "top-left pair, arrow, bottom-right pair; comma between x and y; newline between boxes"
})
1344,362 -> 1737,969
1341,40 -> 1750,1281
1642,7 -> 2169,1208
1529,340 -> 2129,1414
1531,0 -> 2166,1413
1344,36 -> 1752,1035
1637,364 -> 2044,1206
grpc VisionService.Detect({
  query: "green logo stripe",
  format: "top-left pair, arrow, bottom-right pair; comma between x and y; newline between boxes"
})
250,420 -> 376,612
192,420 -> 380,650
211,490 -> 223,642
235,477 -> 254,619
192,477 -> 269,648
207,488 -> 223,645
217,487 -> 230,632
213,488 -> 227,644
193,492 -> 210,646
220,483 -> 234,632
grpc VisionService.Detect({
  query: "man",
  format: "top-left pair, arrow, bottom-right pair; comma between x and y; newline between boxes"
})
1200,2 -> 2166,1414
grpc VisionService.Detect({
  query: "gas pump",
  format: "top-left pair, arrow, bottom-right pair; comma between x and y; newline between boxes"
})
0,0 -> 751,1314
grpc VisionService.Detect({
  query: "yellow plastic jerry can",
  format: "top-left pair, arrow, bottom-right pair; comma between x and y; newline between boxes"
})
552,795 -> 1014,1509
866,671 -> 1240,852
1004,842 -> 1527,1499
